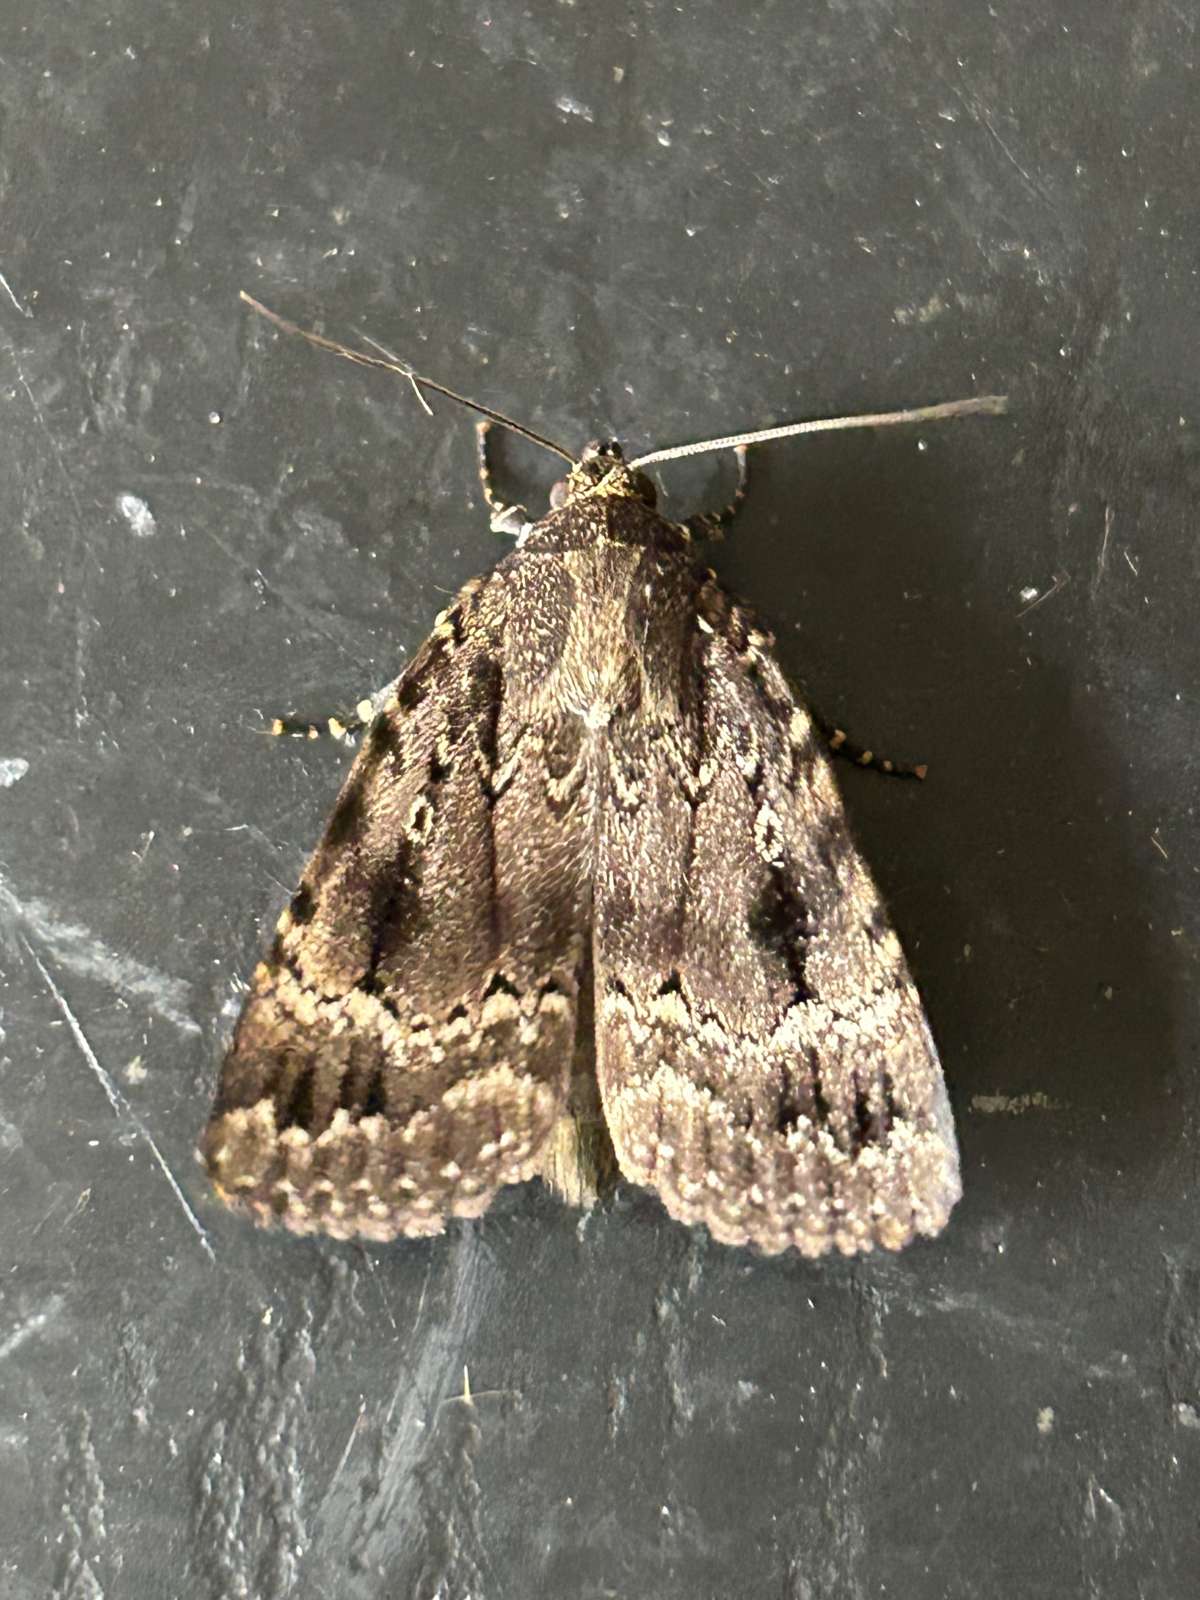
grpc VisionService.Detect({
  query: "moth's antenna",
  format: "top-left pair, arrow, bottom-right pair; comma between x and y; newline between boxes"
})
355,327 -> 434,417
627,394 -> 1008,470
239,292 -> 575,463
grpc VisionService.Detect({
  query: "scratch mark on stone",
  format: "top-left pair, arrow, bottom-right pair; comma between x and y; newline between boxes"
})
325,1398 -> 366,1500
6,337 -> 93,724
955,86 -> 1056,210
0,267 -> 31,317
9,351 -> 87,532
1017,570 -> 1070,619
1091,503 -> 1113,598
21,935 -> 215,1262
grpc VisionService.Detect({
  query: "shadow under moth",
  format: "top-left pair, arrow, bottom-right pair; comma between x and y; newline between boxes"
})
202,295 -> 1005,1255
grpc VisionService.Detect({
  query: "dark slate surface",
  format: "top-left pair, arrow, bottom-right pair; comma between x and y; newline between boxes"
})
2,3 -> 1197,1596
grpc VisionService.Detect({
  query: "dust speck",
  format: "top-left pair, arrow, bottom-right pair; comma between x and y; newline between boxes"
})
117,493 -> 157,538
0,757 -> 29,788
1037,1406 -> 1055,1435
555,94 -> 593,122
894,291 -> 947,326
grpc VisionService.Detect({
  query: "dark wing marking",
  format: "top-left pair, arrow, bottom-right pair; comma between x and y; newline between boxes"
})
595,571 -> 960,1256
202,569 -> 592,1240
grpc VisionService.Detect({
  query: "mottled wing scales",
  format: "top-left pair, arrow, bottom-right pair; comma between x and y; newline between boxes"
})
203,572 -> 589,1240
596,573 -> 960,1256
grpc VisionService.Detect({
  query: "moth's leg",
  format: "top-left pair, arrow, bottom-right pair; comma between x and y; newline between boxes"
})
475,418 -> 508,516
683,444 -> 750,541
819,718 -> 928,781
266,699 -> 376,745
476,420 -> 530,537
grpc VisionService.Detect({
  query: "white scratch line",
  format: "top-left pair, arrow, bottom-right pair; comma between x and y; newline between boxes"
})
21,936 -> 215,1262
8,348 -> 89,555
0,268 -> 31,318
1091,504 -> 1113,597
326,1398 -> 367,1499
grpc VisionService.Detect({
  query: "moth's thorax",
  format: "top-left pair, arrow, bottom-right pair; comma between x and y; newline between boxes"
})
520,490 -> 688,557
506,540 -> 693,731
558,548 -> 650,728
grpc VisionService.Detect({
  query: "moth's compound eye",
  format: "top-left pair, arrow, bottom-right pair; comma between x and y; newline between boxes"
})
549,478 -> 570,508
581,439 -> 623,463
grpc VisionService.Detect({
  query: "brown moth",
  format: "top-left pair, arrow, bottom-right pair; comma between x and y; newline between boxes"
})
202,298 -> 1003,1255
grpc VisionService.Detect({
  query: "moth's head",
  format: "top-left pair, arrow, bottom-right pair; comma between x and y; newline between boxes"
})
549,439 -> 658,511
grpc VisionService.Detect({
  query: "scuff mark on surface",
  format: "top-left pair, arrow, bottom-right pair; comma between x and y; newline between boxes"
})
56,1416 -> 107,1600
787,1305 -> 876,1600
0,875 -> 199,1035
606,1372 -> 629,1442
196,1313 -> 315,1599
894,290 -> 948,326
655,1285 -> 697,1432
1162,1255 -> 1200,1423
1084,1476 -> 1126,1552
340,1232 -> 496,1589
0,1294 -> 65,1362
970,1091 -> 1065,1115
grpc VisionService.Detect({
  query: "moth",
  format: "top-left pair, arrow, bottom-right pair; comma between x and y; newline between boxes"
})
202,295 -> 1004,1255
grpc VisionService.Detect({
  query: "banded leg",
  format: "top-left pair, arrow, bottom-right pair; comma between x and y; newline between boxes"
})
267,698 -> 377,743
476,420 -> 530,536
821,719 -> 927,781
684,444 -> 750,540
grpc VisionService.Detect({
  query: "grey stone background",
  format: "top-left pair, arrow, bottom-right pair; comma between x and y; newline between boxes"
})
2,2 -> 1197,1595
